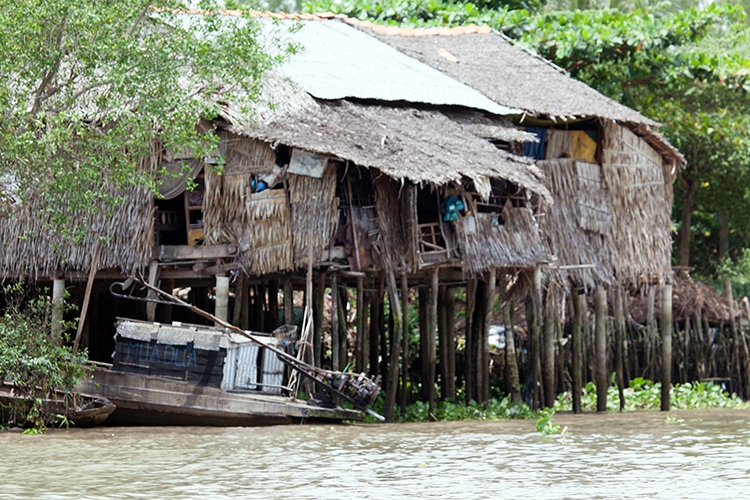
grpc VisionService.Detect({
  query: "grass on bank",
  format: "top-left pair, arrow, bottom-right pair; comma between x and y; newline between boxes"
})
366,378 -> 750,423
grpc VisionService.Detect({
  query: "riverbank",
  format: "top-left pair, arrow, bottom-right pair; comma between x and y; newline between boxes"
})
365,379 -> 750,423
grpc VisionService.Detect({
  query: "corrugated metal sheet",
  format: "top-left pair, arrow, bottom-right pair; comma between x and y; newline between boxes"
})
270,20 -> 518,116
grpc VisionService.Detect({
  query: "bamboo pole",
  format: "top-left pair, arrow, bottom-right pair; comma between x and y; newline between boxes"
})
661,281 -> 673,411
283,276 -> 294,327
594,285 -> 607,412
571,288 -> 583,414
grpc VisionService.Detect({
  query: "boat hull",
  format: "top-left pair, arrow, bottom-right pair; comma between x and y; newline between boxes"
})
77,369 -> 363,426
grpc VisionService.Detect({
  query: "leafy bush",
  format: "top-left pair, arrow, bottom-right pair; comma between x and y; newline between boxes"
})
0,284 -> 90,430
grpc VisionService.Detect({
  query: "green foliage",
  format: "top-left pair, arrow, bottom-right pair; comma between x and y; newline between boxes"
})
0,1 -> 285,242
535,408 -> 564,434
555,378 -> 750,412
717,248 -> 750,298
0,284 -> 90,430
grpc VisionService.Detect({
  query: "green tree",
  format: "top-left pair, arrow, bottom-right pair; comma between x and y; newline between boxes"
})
0,0 -> 284,242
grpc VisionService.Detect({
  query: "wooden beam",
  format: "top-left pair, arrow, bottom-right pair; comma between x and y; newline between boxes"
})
383,271 -> 403,422
661,280 -> 673,411
331,269 -> 339,371
155,244 -> 236,262
483,267 -> 496,405
146,260 -> 160,322
595,285 -> 608,413
571,288 -> 583,414
73,245 -> 101,352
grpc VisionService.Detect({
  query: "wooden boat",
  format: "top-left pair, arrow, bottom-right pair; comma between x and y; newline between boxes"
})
77,318 -> 365,426
0,382 -> 116,428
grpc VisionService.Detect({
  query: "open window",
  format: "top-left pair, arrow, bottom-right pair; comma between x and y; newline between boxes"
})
334,164 -> 378,270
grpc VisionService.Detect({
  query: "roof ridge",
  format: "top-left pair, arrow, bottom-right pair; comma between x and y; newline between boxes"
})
171,8 -> 493,36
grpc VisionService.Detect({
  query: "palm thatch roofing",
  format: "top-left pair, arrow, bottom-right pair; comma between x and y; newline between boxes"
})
225,87 -> 549,200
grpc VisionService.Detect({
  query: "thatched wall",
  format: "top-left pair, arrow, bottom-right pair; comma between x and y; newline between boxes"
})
288,166 -> 339,267
537,158 -> 614,289
456,207 -> 548,275
602,120 -> 673,285
372,175 -> 409,272
203,135 -> 293,275
0,184 -> 154,280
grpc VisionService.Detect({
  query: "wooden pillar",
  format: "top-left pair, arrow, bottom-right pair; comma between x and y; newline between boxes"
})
472,282 -> 484,403
661,280 -> 673,411
530,267 -> 543,409
215,275 -> 230,325
594,285 -> 607,412
157,279 -> 174,324
426,268 -> 438,414
314,273 -> 324,367
614,286 -> 626,411
283,276 -> 294,327
330,270 -> 340,371
355,275 -> 366,372
483,267 -> 496,405
400,273 -> 410,412
444,285 -> 456,401
233,274 -> 245,327
542,285 -> 556,408
337,285 -> 349,370
464,277 -> 477,405
268,280 -> 279,331
51,278 -> 65,338
146,260 -> 159,322
419,286 -> 428,400
383,271 -> 403,422
503,289 -> 522,403
646,285 -> 657,380
571,288 -> 583,414
438,285 -> 448,399
370,274 -> 384,377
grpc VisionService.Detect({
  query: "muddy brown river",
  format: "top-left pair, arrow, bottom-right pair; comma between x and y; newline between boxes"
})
2,409 -> 749,499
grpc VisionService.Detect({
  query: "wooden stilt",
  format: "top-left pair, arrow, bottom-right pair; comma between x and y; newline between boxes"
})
503,286 -> 522,404
268,280 -> 279,331
383,271 -> 403,422
438,285 -> 448,399
233,274 -> 245,327
400,273 -> 410,412
445,285 -> 456,401
531,267 -> 543,410
646,285 -> 657,380
314,273 -> 324,367
594,285 -> 607,412
146,260 -> 160,322
355,275 -> 365,372
465,277 -> 477,405
215,275 -> 230,325
571,288 -> 583,414
483,267 -> 496,405
614,286 -> 626,411
661,280 -> 673,411
157,279 -> 174,324
371,273 -> 385,378
426,267 -> 438,414
283,276 -> 294,327
330,270 -> 339,371
337,285 -> 349,369
542,284 -> 556,408
419,286 -> 428,401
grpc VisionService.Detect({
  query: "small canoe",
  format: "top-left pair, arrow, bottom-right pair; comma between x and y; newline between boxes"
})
0,382 -> 116,428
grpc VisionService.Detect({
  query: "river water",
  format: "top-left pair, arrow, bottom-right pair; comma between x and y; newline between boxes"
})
2,409 -> 749,499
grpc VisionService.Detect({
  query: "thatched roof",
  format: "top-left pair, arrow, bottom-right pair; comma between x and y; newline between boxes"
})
228,95 -> 549,200
368,30 -> 653,125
